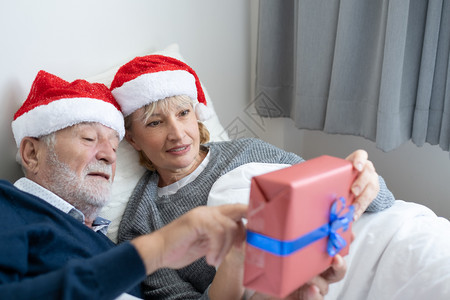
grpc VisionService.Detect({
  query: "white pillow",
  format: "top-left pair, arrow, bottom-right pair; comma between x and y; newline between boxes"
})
92,44 -> 229,243
207,163 -> 290,208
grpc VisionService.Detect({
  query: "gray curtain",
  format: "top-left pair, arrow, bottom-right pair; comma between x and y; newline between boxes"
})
256,0 -> 450,152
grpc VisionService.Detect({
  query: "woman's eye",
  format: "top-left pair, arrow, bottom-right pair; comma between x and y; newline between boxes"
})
83,137 -> 95,142
147,120 -> 160,127
180,109 -> 190,117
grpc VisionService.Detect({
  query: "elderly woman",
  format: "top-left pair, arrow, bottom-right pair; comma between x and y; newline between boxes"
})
111,55 -> 395,300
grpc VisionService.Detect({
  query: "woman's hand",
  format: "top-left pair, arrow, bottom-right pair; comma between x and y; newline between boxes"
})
209,243 -> 246,300
249,255 -> 347,300
345,149 -> 380,221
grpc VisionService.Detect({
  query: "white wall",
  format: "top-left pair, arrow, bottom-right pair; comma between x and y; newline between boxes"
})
0,0 -> 251,181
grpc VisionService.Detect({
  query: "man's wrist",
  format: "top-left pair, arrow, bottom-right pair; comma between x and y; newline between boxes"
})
130,233 -> 165,275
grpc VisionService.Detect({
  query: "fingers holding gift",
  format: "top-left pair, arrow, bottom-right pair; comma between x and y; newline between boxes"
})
281,255 -> 346,300
249,254 -> 347,300
346,151 -> 380,220
318,254 -> 347,284
345,149 -> 368,172
256,284 -> 323,300
289,284 -> 323,300
351,161 -> 380,220
291,279 -> 328,300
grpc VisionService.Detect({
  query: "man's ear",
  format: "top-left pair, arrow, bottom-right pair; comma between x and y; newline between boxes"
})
125,131 -> 142,151
20,137 -> 42,175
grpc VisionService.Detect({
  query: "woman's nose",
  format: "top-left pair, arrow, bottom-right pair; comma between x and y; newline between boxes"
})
167,120 -> 185,140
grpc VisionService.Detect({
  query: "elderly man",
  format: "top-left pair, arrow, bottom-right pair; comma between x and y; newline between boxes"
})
0,70 -> 247,299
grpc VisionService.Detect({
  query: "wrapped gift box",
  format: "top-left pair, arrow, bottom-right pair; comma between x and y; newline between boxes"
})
243,155 -> 357,298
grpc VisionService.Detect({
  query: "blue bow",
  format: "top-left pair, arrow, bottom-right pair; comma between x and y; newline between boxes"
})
326,197 -> 354,256
246,197 -> 354,257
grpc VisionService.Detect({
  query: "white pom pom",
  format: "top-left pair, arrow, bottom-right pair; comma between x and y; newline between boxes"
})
195,103 -> 214,121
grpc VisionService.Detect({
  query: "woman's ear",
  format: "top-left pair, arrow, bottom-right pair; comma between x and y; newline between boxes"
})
20,137 -> 41,175
125,131 -> 142,151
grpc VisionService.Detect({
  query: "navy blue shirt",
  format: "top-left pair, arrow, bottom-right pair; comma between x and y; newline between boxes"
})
0,180 -> 145,299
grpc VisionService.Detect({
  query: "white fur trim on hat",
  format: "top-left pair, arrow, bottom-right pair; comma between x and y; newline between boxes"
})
11,97 -> 125,147
195,102 -> 214,121
112,70 -> 197,117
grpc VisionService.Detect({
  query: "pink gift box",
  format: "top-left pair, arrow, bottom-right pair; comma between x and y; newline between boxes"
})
243,155 -> 357,298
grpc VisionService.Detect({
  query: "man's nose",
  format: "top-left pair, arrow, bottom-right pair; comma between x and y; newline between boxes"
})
95,140 -> 116,164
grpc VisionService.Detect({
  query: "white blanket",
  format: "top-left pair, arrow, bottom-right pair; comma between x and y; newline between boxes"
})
207,163 -> 450,299
328,200 -> 450,299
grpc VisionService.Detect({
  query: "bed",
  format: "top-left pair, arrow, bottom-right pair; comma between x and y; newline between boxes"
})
94,44 -> 450,299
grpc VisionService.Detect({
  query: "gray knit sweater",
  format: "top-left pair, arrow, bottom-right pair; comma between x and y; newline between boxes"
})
118,138 -> 394,300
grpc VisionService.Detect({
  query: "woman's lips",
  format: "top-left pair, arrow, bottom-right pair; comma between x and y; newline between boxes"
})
166,144 -> 191,154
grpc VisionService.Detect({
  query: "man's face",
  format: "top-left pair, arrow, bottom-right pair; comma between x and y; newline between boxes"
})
39,123 -> 120,213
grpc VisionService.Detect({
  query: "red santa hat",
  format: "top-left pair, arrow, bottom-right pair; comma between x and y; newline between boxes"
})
110,55 -> 213,120
12,70 -> 125,147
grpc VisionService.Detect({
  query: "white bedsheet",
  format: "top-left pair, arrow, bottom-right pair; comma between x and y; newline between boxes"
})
327,200 -> 450,300
207,163 -> 450,299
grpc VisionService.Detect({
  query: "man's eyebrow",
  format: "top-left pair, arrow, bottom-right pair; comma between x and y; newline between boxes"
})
109,131 -> 120,141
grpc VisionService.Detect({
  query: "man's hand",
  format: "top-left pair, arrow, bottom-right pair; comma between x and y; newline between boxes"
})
250,255 -> 347,300
131,204 -> 247,275
345,150 -> 380,221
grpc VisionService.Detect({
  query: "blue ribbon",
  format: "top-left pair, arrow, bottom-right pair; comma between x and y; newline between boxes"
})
246,197 -> 354,257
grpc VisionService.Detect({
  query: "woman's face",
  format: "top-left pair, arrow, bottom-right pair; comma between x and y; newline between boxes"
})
126,100 -> 202,179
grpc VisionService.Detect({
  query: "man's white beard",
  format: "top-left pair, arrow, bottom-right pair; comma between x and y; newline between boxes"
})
43,149 -> 113,221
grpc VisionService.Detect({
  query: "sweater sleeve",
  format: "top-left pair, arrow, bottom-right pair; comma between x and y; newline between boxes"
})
141,267 -> 211,300
366,175 -> 395,212
0,242 -> 146,300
